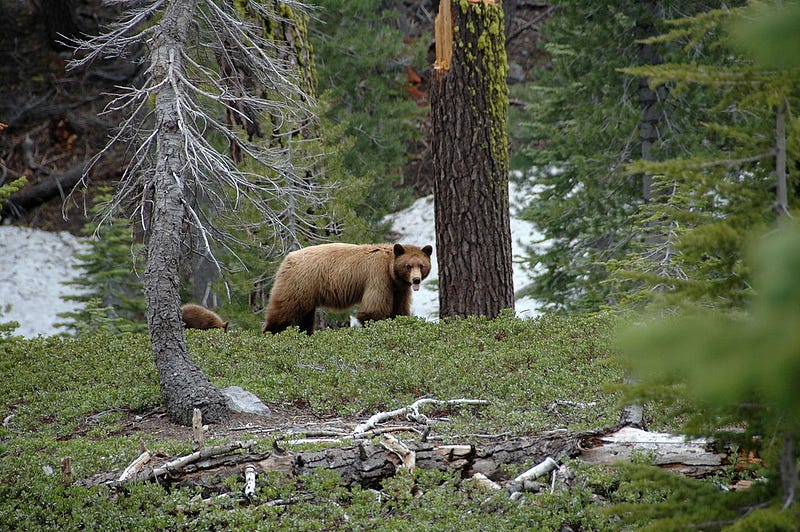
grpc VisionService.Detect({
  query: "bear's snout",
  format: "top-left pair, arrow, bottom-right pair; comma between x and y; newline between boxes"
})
412,277 -> 422,290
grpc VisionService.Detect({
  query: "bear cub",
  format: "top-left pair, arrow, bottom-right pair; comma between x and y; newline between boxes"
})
263,243 -> 433,335
181,303 -> 229,332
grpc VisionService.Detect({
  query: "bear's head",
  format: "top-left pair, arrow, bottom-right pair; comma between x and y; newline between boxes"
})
393,243 -> 433,291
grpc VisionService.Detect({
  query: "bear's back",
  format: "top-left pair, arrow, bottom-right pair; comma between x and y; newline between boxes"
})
277,244 -> 394,308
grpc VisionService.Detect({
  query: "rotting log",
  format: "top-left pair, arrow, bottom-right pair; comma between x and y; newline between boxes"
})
578,426 -> 730,478
75,424 -> 744,491
76,431 -> 582,490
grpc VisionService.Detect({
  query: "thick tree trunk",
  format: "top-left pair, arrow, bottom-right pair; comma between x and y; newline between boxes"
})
431,0 -> 514,319
146,0 -> 228,426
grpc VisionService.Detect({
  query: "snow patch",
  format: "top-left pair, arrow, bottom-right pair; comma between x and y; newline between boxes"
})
1,181 -> 543,337
0,225 -> 88,338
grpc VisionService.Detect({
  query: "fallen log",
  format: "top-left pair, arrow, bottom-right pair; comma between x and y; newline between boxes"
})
578,426 -> 729,478
0,161 -> 87,221
76,430 -> 582,490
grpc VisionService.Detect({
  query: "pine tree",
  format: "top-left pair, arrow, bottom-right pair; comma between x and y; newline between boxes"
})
311,0 -> 429,220
57,191 -> 146,335
620,223 -> 800,512
0,176 -> 26,207
615,2 -> 800,308
619,3 -> 800,515
516,1 -> 744,312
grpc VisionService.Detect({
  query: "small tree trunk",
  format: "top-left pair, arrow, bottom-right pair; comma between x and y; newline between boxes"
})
431,0 -> 514,319
146,0 -> 228,426
775,99 -> 788,219
40,0 -> 80,50
638,0 -> 667,205
781,433 -> 797,509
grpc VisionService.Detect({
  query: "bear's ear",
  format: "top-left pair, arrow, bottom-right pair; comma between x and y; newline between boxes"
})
422,245 -> 433,257
393,243 -> 406,256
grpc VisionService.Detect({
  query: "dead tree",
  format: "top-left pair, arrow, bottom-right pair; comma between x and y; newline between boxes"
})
70,0 -> 319,425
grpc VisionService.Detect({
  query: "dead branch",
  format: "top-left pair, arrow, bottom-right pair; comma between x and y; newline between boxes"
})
118,450 -> 152,482
61,457 -> 72,487
243,464 -> 257,499
381,434 -> 415,470
579,426 -> 728,478
150,440 -> 257,481
513,456 -> 559,484
68,0 -> 326,261
505,5 -> 556,45
469,472 -> 502,491
352,398 -> 488,437
192,408 -> 205,451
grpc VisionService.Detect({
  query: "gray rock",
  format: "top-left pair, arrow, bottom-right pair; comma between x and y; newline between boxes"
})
220,386 -> 271,416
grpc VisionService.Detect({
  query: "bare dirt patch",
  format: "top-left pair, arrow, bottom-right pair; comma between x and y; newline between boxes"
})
118,405 -> 357,444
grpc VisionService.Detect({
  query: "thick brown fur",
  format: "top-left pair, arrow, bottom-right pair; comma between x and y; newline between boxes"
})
263,243 -> 433,335
181,303 -> 229,332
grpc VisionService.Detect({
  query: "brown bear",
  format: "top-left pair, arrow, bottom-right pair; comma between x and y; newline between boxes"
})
262,243 -> 433,335
181,303 -> 229,332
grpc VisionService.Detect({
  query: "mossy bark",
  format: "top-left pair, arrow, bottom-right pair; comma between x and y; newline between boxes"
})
431,0 -> 514,319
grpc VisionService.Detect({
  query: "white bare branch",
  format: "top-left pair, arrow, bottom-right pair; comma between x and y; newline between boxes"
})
353,398 -> 489,438
67,0 -> 326,266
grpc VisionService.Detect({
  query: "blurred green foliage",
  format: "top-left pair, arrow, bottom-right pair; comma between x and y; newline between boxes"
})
619,224 -> 800,511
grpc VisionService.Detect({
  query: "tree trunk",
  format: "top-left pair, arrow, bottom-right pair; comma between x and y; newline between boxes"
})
638,0 -> 667,202
780,432 -> 797,509
431,0 -> 514,319
41,0 -> 80,50
775,98 -> 788,219
146,0 -> 228,426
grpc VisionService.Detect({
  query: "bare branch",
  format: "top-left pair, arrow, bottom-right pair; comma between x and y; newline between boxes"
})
67,0 -> 326,265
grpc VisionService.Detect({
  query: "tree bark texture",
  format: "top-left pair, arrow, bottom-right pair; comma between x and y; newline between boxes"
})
431,0 -> 514,319
638,0 -> 666,204
775,99 -> 788,219
145,0 -> 228,426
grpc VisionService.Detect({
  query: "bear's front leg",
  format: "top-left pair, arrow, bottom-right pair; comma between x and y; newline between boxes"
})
356,285 -> 393,325
390,287 -> 412,317
298,310 -> 316,335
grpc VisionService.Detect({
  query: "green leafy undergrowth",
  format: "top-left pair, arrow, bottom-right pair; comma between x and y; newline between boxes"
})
192,311 -> 625,437
2,312 -> 790,530
599,463 -> 797,531
2,312 -> 623,447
